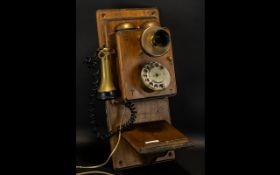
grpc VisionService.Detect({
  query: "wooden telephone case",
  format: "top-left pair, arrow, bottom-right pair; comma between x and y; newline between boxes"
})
96,8 -> 189,170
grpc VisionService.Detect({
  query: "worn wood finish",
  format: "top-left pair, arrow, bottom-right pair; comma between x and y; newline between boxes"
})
122,120 -> 189,154
96,8 -> 176,101
115,29 -> 177,100
96,8 -> 160,47
96,8 -> 189,170
106,98 -> 176,169
96,8 -> 163,100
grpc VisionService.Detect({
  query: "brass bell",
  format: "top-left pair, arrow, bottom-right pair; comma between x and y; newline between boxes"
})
96,48 -> 119,100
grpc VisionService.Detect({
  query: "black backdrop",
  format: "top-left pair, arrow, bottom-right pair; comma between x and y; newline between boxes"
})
76,0 -> 204,168
3,0 -> 267,174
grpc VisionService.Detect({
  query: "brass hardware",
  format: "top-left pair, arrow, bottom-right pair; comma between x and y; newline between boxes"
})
115,22 -> 137,31
141,21 -> 160,29
141,26 -> 171,57
96,47 -> 119,100
141,61 -> 171,91
167,56 -> 174,64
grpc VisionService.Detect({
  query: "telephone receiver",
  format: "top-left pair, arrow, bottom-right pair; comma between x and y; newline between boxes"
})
95,47 -> 119,100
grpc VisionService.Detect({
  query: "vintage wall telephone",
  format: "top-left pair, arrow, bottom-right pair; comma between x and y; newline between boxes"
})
83,8 -> 190,170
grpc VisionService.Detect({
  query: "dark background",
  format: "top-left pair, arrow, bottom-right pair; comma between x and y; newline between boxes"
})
76,0 -> 204,174
2,0 -> 272,175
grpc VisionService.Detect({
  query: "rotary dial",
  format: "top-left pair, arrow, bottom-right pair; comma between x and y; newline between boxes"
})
141,62 -> 171,91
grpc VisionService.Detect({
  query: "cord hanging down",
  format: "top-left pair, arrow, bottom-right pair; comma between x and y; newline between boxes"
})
76,106 -> 125,175
84,48 -> 137,140
77,48 -> 138,175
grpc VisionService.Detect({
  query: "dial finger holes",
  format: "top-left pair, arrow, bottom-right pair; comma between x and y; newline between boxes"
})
141,61 -> 171,91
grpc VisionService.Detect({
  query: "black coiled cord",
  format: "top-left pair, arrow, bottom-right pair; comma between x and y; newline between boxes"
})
84,48 -> 137,140
100,100 -> 137,140
84,48 -> 102,139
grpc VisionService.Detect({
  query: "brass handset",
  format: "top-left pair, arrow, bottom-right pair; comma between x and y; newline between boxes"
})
96,47 -> 119,100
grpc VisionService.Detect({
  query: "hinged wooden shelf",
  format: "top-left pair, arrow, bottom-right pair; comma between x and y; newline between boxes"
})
122,120 -> 189,154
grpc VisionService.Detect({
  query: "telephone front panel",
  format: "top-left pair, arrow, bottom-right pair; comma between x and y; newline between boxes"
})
115,28 -> 177,101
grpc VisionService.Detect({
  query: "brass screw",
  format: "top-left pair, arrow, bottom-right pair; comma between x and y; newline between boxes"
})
167,56 -> 173,64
